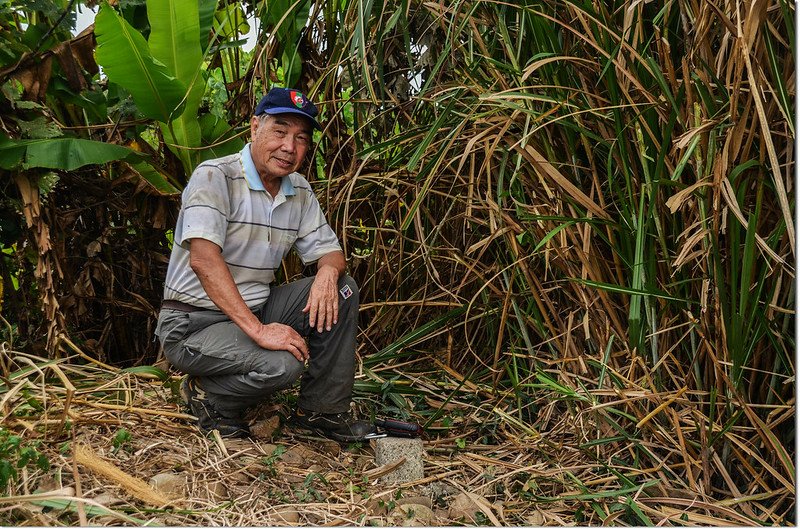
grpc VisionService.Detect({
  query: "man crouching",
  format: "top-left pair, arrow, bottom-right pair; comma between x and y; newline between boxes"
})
155,87 -> 375,442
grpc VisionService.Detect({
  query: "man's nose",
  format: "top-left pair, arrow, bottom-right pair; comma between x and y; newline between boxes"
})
280,136 -> 297,153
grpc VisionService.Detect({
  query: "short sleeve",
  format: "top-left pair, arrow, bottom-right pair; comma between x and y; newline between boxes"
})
175,164 -> 231,250
293,189 -> 342,264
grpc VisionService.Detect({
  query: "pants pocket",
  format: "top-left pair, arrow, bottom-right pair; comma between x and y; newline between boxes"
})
155,310 -> 191,344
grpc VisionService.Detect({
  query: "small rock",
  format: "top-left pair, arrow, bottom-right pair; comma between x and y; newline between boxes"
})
92,492 -> 124,506
448,492 -> 479,522
149,472 -> 186,497
317,439 -> 340,457
251,416 -> 281,439
390,503 -> 435,526
228,471 -> 251,484
270,506 -> 300,525
280,445 -> 321,466
366,497 -> 389,516
206,480 -> 227,501
398,495 -> 433,509
525,510 -> 545,526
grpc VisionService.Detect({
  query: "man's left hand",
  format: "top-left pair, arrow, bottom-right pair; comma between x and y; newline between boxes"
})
303,265 -> 340,332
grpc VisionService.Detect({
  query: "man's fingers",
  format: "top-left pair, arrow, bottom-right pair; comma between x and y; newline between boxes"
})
325,299 -> 334,331
308,300 -> 318,329
315,295 -> 337,332
288,339 -> 308,361
318,301 -> 327,332
288,346 -> 303,362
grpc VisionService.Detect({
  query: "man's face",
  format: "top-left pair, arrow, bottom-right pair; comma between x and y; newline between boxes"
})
249,113 -> 312,183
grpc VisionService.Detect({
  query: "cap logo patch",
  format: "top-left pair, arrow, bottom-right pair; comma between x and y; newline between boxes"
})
291,91 -> 305,108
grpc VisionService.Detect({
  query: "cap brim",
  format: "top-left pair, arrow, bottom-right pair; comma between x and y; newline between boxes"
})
262,107 -> 322,130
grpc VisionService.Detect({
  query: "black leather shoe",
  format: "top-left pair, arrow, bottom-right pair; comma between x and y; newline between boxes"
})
180,376 -> 250,438
289,408 -> 377,442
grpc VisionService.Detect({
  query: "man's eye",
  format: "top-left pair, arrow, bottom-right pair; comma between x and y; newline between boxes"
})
297,136 -> 310,144
273,129 -> 287,136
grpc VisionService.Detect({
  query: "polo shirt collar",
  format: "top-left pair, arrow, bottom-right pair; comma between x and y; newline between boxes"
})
241,143 -> 296,196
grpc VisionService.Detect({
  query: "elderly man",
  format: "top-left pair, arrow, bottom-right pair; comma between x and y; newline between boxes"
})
155,88 -> 375,441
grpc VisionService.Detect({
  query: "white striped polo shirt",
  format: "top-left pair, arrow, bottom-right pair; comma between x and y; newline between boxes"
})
162,143 -> 342,310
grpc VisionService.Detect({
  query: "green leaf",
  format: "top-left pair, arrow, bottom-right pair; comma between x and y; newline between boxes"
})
364,305 -> 468,368
0,136 -> 144,171
572,278 -> 694,304
148,0 -> 206,172
198,113 -> 244,161
213,3 -> 250,38
198,0 -> 218,51
31,498 -> 146,525
16,116 -> 63,139
94,3 -> 186,123
120,365 -> 171,380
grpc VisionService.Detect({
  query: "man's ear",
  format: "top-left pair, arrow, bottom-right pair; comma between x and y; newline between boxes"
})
250,116 -> 261,136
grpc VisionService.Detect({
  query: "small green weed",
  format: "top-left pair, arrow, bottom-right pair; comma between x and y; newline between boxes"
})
0,428 -> 50,489
111,428 -> 132,453
260,444 -> 286,478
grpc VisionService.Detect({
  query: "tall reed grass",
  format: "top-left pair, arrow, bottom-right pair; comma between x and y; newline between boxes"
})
273,0 -> 794,522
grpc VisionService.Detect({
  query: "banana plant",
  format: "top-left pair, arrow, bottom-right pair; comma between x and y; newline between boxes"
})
95,0 -> 215,177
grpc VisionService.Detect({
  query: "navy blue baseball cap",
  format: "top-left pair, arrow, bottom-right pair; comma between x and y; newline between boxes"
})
254,87 -> 321,130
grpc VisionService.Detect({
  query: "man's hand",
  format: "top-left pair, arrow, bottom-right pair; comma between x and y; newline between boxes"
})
250,322 -> 309,362
190,238 -> 310,361
303,265 -> 339,333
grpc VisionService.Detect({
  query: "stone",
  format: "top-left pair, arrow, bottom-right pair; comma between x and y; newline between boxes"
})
251,416 -> 281,439
389,503 -> 435,526
270,506 -> 300,525
397,496 -> 433,509
149,472 -> 186,498
373,437 -> 425,484
280,445 -> 320,466
92,492 -> 124,506
317,439 -> 340,457
206,480 -> 227,501
448,492 -> 479,523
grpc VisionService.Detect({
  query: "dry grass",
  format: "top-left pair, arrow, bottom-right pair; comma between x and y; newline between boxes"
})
0,0 -> 794,525
0,340 -> 792,526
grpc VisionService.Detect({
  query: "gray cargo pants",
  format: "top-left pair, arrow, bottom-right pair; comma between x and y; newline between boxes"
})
155,275 -> 358,419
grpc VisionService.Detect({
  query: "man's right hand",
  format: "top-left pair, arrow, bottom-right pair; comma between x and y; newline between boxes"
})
250,322 -> 309,362
189,238 -> 310,362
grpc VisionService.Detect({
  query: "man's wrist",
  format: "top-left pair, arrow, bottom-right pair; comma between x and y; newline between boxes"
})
238,312 -> 263,337
318,263 -> 341,278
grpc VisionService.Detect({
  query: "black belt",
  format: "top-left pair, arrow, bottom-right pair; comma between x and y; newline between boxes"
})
161,300 -> 205,312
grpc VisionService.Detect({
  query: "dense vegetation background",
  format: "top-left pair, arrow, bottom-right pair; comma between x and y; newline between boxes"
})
0,0 -> 794,524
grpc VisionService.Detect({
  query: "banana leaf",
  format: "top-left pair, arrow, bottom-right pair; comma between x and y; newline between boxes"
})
148,0 -> 205,172
94,3 -> 186,123
0,136 -> 143,171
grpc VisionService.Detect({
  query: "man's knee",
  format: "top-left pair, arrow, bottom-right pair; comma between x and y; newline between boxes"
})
250,352 -> 304,391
